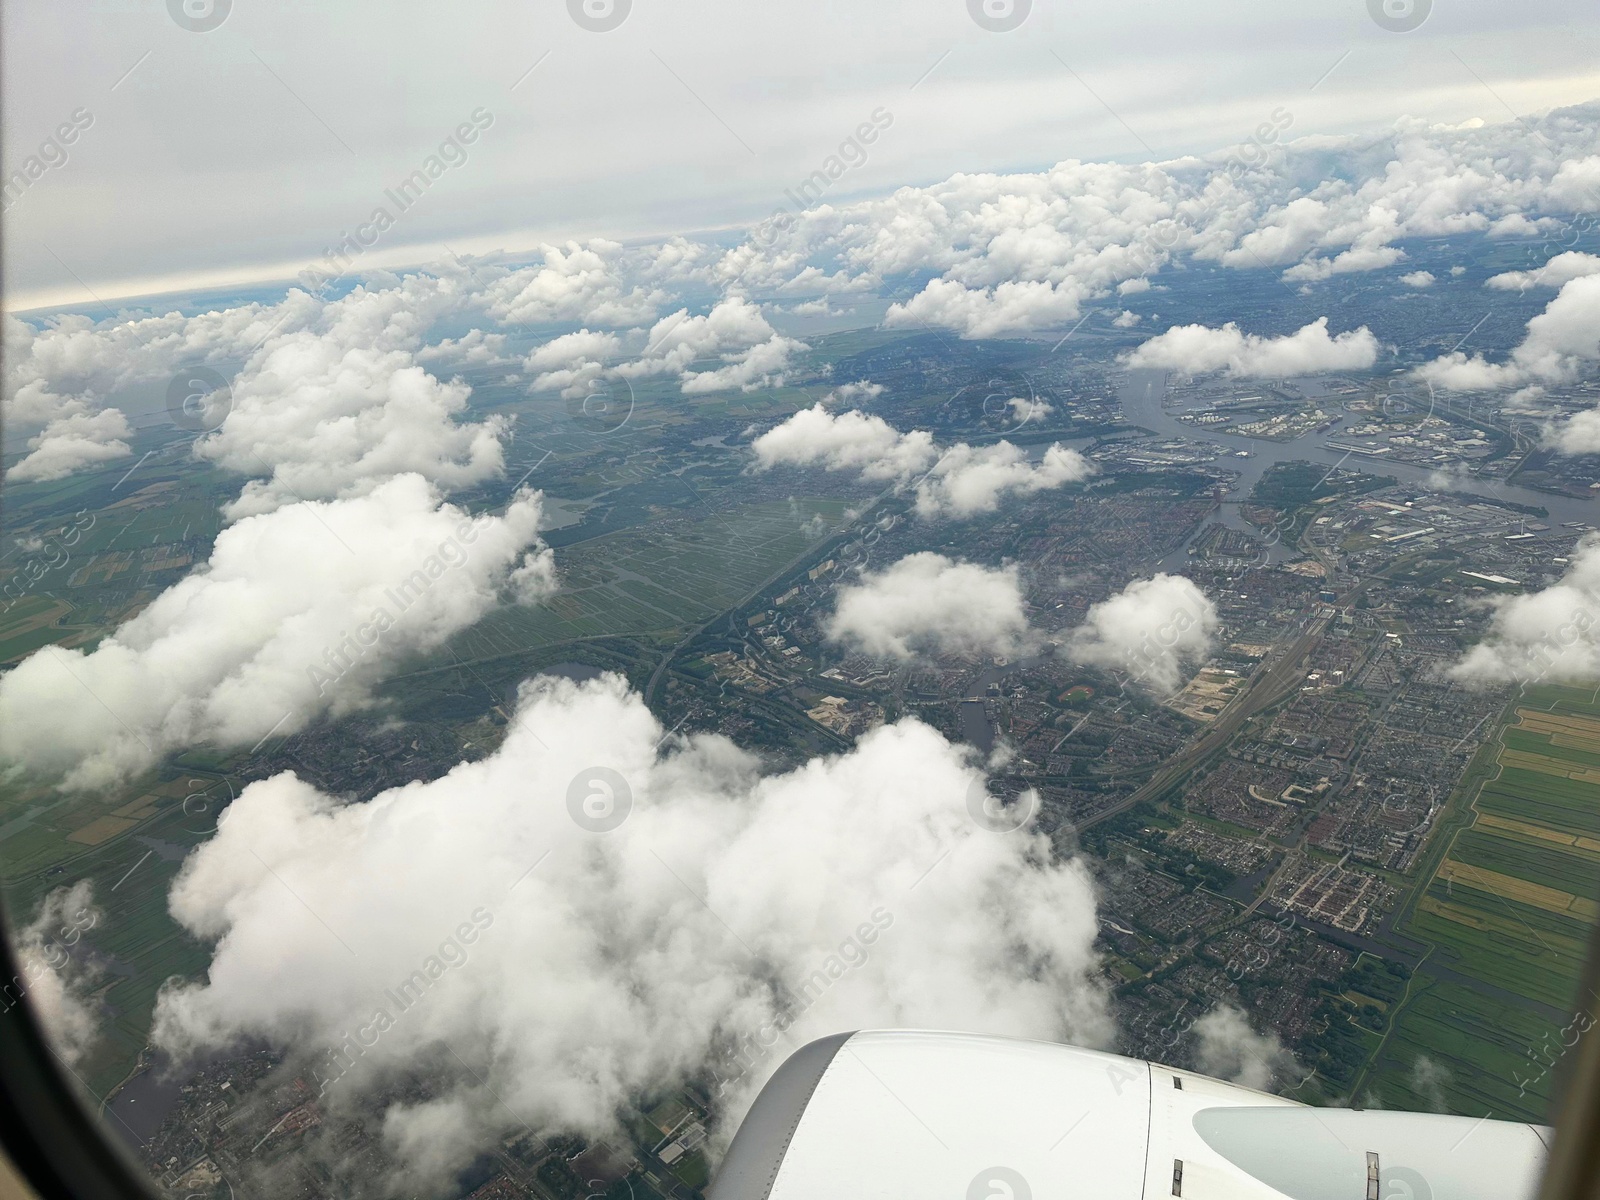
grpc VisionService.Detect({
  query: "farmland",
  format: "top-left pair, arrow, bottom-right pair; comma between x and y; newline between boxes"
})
1364,686 -> 1600,1118
445,498 -> 851,662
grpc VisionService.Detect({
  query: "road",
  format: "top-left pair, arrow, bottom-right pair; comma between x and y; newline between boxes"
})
1080,609 -> 1333,829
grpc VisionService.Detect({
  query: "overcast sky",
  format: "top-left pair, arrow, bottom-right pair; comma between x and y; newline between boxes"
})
4,0 -> 1598,311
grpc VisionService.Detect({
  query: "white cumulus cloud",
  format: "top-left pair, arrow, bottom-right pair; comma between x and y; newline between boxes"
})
1485,251 -> 1600,290
481,241 -> 666,327
1007,396 -> 1055,423
0,475 -> 555,791
8,407 -> 134,483
712,107 -> 1600,339
753,406 -> 1090,518
751,404 -> 937,481
1450,536 -> 1600,684
826,553 -> 1032,661
821,380 -> 884,406
1419,273 -> 1600,397
523,329 -> 624,398
195,278 -> 508,519
1066,573 -> 1219,693
151,672 -> 1110,1183
914,442 -> 1093,519
1123,317 -> 1381,378
415,329 -> 512,367
617,298 -> 806,394
17,883 -> 104,1067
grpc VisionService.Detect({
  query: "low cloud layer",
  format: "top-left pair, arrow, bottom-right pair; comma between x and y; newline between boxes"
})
0,475 -> 555,791
1,264 -> 791,494
826,554 -> 1031,661
729,106 -> 1600,338
1450,535 -> 1600,684
152,673 -> 1109,1185
1123,318 -> 1381,378
752,405 -> 1090,518
10,108 -> 1600,493
2,301 -> 280,485
482,240 -> 666,328
1066,574 -> 1219,693
13,100 -> 1600,488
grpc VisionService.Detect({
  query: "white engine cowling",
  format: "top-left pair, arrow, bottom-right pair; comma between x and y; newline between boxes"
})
709,1030 -> 1549,1200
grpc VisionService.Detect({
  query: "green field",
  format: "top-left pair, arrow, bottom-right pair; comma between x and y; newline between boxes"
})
1372,685 -> 1600,1119
1478,765 -> 1600,837
1503,725 -> 1600,768
1365,977 -> 1572,1116
0,768 -> 227,1098
1452,828 -> 1600,899
1408,885 -> 1590,1012
447,498 -> 849,661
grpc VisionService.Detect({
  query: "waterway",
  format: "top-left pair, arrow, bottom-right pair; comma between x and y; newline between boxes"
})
959,656 -> 1053,753
960,372 -> 1594,753
1117,369 -> 1596,562
104,1048 -> 205,1152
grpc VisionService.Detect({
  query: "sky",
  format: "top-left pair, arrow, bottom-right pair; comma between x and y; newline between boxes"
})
4,0 -> 1599,311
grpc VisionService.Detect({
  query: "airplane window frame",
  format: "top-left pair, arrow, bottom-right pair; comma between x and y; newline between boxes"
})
1537,918 -> 1600,1200
0,923 -> 162,1200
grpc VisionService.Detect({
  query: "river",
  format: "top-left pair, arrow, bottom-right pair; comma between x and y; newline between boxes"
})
960,371 -> 1594,752
1118,368 -> 1597,552
1120,369 -> 1593,524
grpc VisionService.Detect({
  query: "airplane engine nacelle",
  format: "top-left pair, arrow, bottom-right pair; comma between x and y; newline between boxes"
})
709,1031 -> 1549,1200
